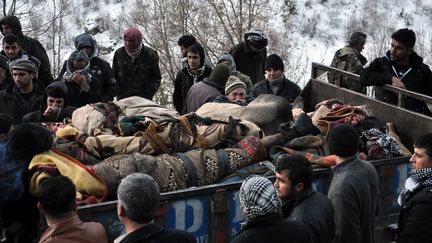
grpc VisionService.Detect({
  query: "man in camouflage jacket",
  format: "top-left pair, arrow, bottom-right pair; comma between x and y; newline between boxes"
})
330,32 -> 367,94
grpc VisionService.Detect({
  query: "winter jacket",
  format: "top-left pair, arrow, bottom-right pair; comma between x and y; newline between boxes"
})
360,51 -> 432,115
0,81 -> 45,124
38,214 -> 107,243
184,78 -> 223,113
22,107 -> 75,123
56,57 -> 117,102
330,45 -> 367,94
59,54 -> 108,108
231,213 -> 311,243
252,76 -> 301,103
173,66 -> 212,114
397,185 -> 432,243
217,53 -> 254,94
0,16 -> 53,86
229,41 -> 266,85
115,223 -> 196,243
282,187 -> 335,243
327,156 -> 379,243
113,45 -> 161,100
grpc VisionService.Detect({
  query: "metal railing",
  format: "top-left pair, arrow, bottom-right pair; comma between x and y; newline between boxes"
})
311,62 -> 432,109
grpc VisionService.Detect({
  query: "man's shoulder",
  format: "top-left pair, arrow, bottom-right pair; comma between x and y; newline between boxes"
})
283,78 -> 301,91
142,46 -> 159,59
160,228 -> 196,242
253,79 -> 268,88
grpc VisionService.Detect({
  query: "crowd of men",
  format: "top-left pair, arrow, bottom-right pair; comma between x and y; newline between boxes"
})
0,14 -> 431,243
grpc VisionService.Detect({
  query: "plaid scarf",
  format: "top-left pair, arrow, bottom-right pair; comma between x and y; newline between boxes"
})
398,168 -> 432,206
238,175 -> 281,228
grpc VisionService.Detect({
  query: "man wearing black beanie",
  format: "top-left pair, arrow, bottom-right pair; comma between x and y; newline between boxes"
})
326,124 -> 379,243
252,53 -> 301,103
360,28 -> 432,116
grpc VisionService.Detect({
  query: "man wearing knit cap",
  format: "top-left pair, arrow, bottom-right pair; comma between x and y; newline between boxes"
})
231,175 -> 311,243
326,124 -> 379,243
0,59 -> 45,124
213,75 -> 254,106
113,28 -> 161,100
330,32 -> 368,94
361,28 -> 432,115
184,63 -> 230,113
252,54 -> 301,103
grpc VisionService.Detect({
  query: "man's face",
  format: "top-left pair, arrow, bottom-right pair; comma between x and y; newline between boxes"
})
390,39 -> 412,63
226,87 -> 246,102
3,42 -> 20,60
187,52 -> 201,70
274,170 -> 295,199
72,60 -> 87,71
410,147 -> 432,170
355,42 -> 365,53
79,47 -> 93,57
1,24 -> 12,35
12,69 -> 34,90
124,37 -> 138,50
265,68 -> 283,81
180,45 -> 187,57
47,96 -> 64,108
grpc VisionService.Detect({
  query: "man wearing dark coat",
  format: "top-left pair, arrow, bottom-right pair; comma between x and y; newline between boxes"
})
360,28 -> 432,115
327,124 -> 379,243
231,175 -> 311,243
115,173 -> 196,243
397,133 -> 432,242
184,63 -> 230,113
0,15 -> 53,85
230,29 -> 267,85
173,43 -> 212,114
58,51 -> 105,108
274,154 -> 335,243
252,54 -> 301,103
0,59 -> 45,124
113,28 -> 161,100
56,33 -> 117,102
2,34 -> 53,87
22,81 -> 76,123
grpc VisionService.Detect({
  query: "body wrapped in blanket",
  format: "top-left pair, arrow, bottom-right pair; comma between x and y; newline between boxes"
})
94,136 -> 267,199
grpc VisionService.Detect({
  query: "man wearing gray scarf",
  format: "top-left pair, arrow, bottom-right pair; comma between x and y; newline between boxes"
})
397,133 -> 432,242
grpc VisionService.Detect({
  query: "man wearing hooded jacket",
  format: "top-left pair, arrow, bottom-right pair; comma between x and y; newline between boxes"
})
0,15 -> 53,85
360,28 -> 432,115
230,29 -> 268,85
173,43 -> 212,114
56,33 -> 117,102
